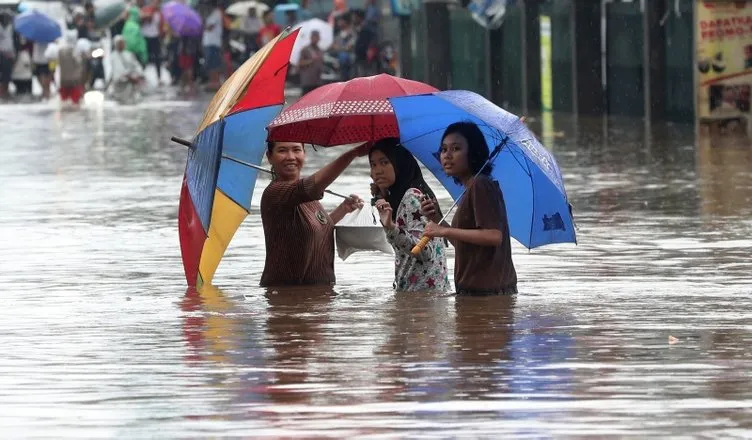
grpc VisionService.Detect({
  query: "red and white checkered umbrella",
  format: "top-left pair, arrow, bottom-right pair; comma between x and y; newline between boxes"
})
267,74 -> 438,146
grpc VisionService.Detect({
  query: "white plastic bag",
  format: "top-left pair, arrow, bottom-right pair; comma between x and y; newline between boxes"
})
335,206 -> 393,260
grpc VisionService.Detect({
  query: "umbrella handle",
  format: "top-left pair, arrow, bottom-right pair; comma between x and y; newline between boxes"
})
410,236 -> 430,256
171,136 -> 194,150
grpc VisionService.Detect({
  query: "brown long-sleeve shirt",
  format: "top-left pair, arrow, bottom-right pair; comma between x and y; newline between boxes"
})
451,175 -> 517,293
260,175 -> 336,287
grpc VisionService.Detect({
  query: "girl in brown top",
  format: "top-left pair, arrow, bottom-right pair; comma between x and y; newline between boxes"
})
260,141 -> 368,287
420,122 -> 518,295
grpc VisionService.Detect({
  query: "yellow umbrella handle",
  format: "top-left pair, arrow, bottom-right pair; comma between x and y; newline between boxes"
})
411,236 -> 431,256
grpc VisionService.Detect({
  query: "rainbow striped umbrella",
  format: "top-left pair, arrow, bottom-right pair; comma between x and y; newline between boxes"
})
175,29 -> 299,289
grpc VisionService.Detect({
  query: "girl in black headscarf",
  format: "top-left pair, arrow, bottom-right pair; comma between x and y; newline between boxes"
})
369,138 -> 449,292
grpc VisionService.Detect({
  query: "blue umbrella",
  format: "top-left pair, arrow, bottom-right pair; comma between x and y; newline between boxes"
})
388,90 -> 576,249
273,3 -> 299,26
13,10 -> 62,43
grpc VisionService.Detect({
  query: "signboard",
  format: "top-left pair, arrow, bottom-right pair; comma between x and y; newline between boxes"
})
696,0 -> 752,136
468,0 -> 513,29
540,14 -> 554,146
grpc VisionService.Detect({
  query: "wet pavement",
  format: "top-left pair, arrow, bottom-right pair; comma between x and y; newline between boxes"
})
1,93 -> 751,437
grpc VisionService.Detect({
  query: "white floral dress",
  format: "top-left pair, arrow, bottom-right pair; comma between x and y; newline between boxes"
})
384,188 -> 450,292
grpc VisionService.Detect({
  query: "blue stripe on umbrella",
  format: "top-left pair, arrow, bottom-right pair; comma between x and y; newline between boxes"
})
389,90 -> 576,249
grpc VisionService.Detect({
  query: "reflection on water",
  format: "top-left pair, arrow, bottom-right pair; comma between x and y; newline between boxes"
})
697,134 -> 752,218
0,97 -> 751,437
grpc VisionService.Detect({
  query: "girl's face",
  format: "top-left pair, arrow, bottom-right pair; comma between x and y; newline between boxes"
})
369,149 -> 396,191
439,132 -> 471,179
267,142 -> 305,181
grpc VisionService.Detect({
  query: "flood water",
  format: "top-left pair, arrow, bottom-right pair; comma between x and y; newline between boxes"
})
1,93 -> 751,438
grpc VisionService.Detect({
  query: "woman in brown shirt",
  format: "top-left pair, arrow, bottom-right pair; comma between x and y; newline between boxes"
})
260,141 -> 368,287
420,122 -> 517,295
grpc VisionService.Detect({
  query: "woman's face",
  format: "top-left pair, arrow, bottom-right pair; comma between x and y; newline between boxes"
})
440,132 -> 471,179
369,149 -> 396,191
267,142 -> 305,181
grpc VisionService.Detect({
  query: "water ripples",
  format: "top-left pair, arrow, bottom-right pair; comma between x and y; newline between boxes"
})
0,97 -> 751,437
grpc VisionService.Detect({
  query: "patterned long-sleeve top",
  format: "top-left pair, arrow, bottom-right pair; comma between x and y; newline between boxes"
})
384,188 -> 450,292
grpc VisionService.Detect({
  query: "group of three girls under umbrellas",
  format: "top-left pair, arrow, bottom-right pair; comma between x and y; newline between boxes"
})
176,30 -> 576,294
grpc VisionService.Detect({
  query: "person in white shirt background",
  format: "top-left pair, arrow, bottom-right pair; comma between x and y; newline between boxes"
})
110,35 -> 144,95
140,0 -> 163,83
11,39 -> 33,99
243,6 -> 262,59
202,0 -> 224,91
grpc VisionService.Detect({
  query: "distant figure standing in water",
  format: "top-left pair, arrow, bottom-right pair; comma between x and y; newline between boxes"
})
421,122 -> 517,295
55,31 -> 85,105
369,138 -> 450,292
298,30 -> 323,95
260,141 -> 368,287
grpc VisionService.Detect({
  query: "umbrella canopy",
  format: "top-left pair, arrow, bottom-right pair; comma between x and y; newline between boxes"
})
162,1 -> 202,37
179,29 -> 299,289
289,18 -> 333,65
267,73 -> 437,146
13,10 -> 61,42
17,1 -> 66,23
92,0 -> 126,30
273,2 -> 298,26
388,90 -> 576,249
225,0 -> 269,17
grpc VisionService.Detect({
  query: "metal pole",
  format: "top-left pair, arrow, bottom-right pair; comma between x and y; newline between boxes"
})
169,136 -> 351,200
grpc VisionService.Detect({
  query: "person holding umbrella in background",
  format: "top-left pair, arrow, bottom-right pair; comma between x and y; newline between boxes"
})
297,29 -> 323,95
241,6 -> 261,58
12,8 -> 63,99
161,0 -> 203,92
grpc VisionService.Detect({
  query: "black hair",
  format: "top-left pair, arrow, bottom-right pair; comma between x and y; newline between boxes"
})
369,138 -> 443,222
439,121 -> 493,185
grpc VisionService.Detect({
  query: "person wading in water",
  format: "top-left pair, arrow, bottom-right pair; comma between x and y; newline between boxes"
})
260,141 -> 369,287
420,122 -> 517,296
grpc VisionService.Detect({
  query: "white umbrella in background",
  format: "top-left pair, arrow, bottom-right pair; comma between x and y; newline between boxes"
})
225,0 -> 268,17
289,18 -> 333,66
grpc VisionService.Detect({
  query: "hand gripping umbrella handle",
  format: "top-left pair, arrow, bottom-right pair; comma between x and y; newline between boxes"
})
408,141 -> 506,258
411,236 -> 431,256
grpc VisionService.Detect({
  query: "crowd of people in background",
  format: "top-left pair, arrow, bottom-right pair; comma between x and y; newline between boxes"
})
0,0 -> 389,103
